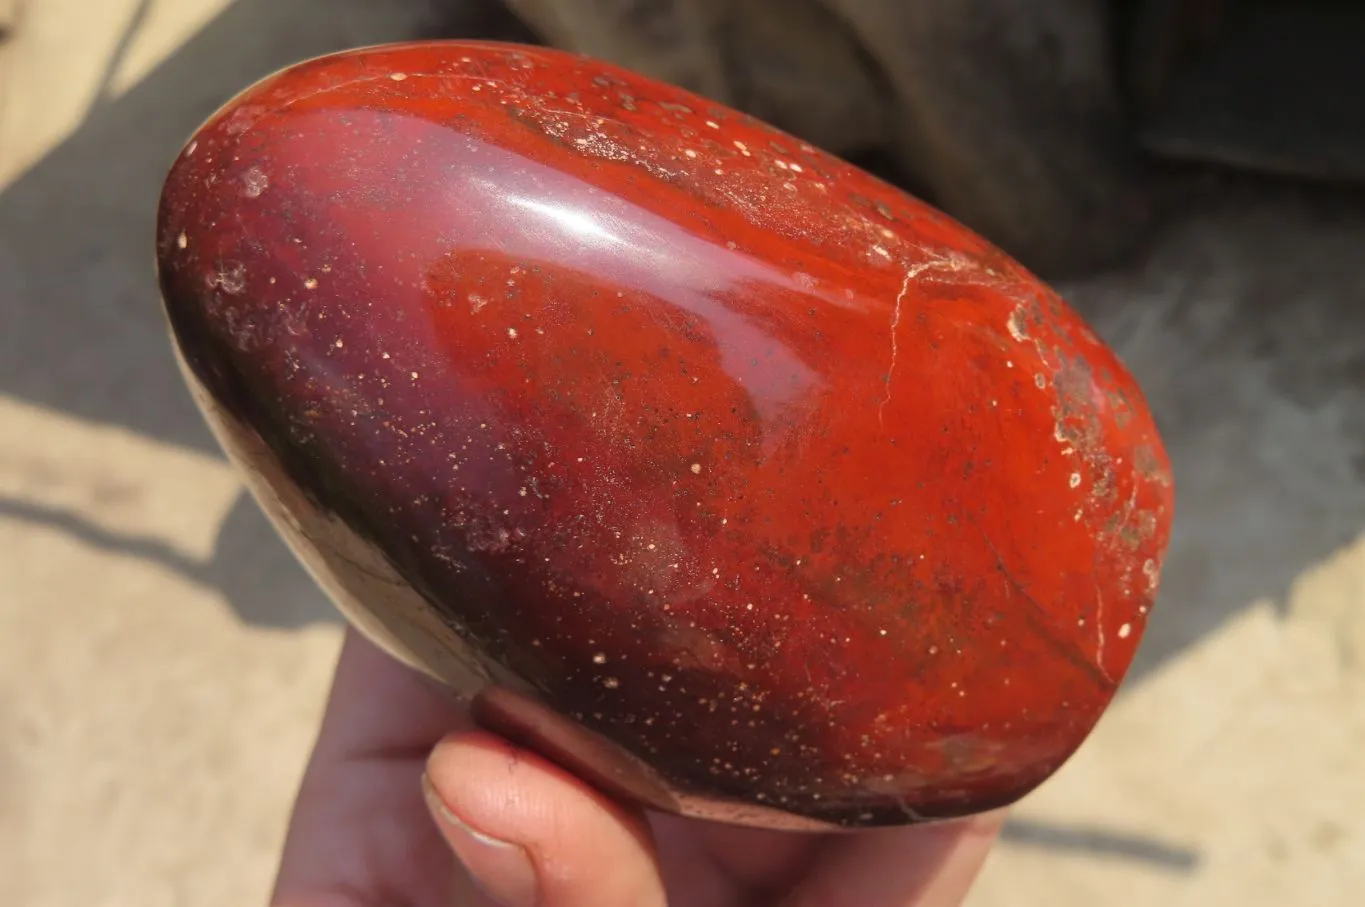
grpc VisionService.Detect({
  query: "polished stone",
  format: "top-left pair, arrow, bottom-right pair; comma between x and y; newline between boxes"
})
155,40 -> 1174,828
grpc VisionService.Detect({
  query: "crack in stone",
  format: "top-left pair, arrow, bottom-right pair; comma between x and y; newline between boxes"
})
1094,586 -> 1107,678
980,529 -> 1117,690
876,254 -> 986,430
879,261 -> 937,429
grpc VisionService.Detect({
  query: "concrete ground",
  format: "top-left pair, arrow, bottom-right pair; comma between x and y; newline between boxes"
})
1,1 -> 1362,905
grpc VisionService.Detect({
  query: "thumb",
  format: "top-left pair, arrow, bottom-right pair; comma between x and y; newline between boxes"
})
422,729 -> 668,907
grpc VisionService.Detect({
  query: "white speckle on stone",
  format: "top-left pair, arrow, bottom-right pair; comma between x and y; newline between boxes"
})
303,277 -> 318,290
602,677 -> 620,689
690,463 -> 702,474
208,262 -> 246,294
507,327 -> 519,339
469,294 -> 489,312
241,166 -> 268,198
389,72 -> 407,81
592,652 -> 607,664
1069,472 -> 1082,488
705,120 -> 720,129
185,141 -> 198,157
1118,622 -> 1132,639
684,148 -> 697,158
334,339 -> 344,348
176,232 -> 188,249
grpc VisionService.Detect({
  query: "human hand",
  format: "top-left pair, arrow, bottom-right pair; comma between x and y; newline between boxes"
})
270,626 -> 1004,907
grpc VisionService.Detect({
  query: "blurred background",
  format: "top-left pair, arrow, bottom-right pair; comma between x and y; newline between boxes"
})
1,0 -> 1363,904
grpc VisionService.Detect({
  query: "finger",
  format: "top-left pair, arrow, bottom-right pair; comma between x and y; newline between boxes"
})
424,729 -> 668,907
309,625 -> 470,763
271,628 -> 469,907
649,814 -> 823,907
777,810 -> 1006,907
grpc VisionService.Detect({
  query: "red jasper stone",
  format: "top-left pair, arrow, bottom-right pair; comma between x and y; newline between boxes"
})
155,40 -> 1174,829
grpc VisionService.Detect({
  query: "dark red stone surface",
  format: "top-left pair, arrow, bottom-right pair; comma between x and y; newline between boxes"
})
155,40 -> 1174,828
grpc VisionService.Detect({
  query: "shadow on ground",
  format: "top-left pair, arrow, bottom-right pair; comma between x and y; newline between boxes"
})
0,0 -> 533,626
4,0 -> 1364,875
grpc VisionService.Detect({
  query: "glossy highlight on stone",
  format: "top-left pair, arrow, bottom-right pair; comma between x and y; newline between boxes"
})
155,40 -> 1175,830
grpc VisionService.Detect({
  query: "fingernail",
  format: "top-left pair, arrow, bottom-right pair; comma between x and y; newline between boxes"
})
421,772 -> 540,907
